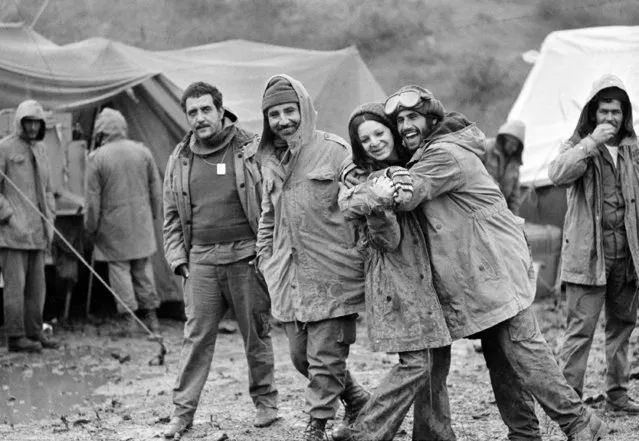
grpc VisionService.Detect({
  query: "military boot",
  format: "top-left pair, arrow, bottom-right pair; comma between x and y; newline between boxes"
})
332,373 -> 370,441
567,415 -> 608,441
303,417 -> 327,441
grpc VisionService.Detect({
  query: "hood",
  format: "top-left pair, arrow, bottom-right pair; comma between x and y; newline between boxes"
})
419,112 -> 487,160
94,108 -> 128,144
15,99 -> 46,141
494,119 -> 525,163
258,74 -> 318,153
569,74 -> 636,144
347,102 -> 409,171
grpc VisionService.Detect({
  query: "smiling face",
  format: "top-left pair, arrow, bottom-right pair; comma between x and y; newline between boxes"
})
185,94 -> 224,142
266,102 -> 301,141
357,120 -> 398,162
396,109 -> 430,151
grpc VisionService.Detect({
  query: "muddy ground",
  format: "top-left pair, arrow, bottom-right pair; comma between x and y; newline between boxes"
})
1,298 -> 638,441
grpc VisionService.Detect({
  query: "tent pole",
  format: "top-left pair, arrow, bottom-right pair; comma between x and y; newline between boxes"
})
28,0 -> 50,29
85,251 -> 95,318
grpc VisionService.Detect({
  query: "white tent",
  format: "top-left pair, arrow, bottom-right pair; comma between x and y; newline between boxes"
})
509,26 -> 639,188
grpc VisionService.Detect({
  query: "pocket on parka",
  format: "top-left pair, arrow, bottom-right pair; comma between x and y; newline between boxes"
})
336,315 -> 357,345
506,308 -> 537,342
306,168 -> 337,208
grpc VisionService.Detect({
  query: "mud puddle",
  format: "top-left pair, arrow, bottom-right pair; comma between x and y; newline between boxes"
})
0,345 -> 118,425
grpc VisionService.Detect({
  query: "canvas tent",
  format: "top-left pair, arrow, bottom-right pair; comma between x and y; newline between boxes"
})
509,25 -> 639,227
0,24 -> 387,303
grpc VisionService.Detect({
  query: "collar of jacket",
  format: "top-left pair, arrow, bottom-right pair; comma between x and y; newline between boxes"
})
176,129 -> 257,160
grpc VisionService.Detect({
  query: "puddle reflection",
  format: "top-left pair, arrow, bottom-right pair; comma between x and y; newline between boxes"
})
0,346 -> 117,425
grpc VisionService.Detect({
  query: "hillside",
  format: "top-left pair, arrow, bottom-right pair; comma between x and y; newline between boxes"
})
4,0 -> 639,135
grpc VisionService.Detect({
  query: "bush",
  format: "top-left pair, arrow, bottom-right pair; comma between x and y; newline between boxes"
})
456,55 -> 511,108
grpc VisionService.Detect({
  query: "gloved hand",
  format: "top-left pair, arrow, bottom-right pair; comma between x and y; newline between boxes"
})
341,162 -> 368,188
385,166 -> 413,205
369,175 -> 396,208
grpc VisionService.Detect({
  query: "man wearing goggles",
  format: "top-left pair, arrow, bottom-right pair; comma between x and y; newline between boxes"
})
342,87 -> 608,441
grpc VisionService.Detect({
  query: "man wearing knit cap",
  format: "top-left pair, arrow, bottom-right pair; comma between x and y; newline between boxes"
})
483,120 -> 526,214
550,74 -> 639,415
163,81 -> 279,438
340,86 -> 609,441
256,74 -> 369,441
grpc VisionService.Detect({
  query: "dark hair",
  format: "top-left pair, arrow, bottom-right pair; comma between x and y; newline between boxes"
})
582,87 -> 632,140
348,113 -> 409,171
180,82 -> 223,112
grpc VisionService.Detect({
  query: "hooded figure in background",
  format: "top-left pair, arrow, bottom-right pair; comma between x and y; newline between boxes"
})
483,120 -> 526,214
0,99 -> 58,353
255,74 -> 369,441
549,74 -> 639,414
85,107 -> 162,334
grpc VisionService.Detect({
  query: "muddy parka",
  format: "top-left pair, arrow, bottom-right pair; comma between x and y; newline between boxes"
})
163,115 -> 261,273
338,168 -> 452,352
256,74 -> 365,322
393,113 -> 536,339
483,120 -> 525,214
85,108 -> 162,262
0,100 -> 55,249
548,75 -> 639,286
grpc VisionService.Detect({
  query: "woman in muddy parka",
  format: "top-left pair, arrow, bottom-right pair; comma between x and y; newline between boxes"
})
334,102 -> 455,441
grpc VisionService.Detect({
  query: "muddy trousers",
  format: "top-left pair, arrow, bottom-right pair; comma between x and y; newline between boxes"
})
0,248 -> 45,338
478,307 -> 593,439
172,256 -> 278,421
351,346 -> 455,441
107,258 -> 160,314
559,257 -> 638,401
283,316 -> 362,419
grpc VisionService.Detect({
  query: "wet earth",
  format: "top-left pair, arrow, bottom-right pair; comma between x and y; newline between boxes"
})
0,299 -> 638,441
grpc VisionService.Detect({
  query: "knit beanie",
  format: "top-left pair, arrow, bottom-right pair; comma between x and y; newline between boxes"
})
348,102 -> 393,134
262,77 -> 299,111
387,85 -> 446,121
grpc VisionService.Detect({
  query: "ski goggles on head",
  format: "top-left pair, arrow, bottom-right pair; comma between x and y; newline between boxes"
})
384,88 -> 433,116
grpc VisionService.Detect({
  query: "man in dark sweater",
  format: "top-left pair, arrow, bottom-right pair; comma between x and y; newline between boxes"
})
163,82 -> 279,438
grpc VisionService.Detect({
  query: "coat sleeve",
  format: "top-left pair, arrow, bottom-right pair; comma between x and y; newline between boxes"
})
506,179 -> 521,216
548,137 -> 597,186
162,154 -> 188,273
256,173 -> 275,269
338,181 -> 377,220
395,145 -> 464,212
84,154 -> 101,237
0,148 -> 14,222
366,208 -> 401,252
147,151 -> 163,220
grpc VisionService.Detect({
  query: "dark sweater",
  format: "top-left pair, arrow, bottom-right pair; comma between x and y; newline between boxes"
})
190,145 -> 254,245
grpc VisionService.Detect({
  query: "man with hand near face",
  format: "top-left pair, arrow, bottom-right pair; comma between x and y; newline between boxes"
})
550,74 -> 639,414
0,99 -> 58,353
163,82 -> 278,438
